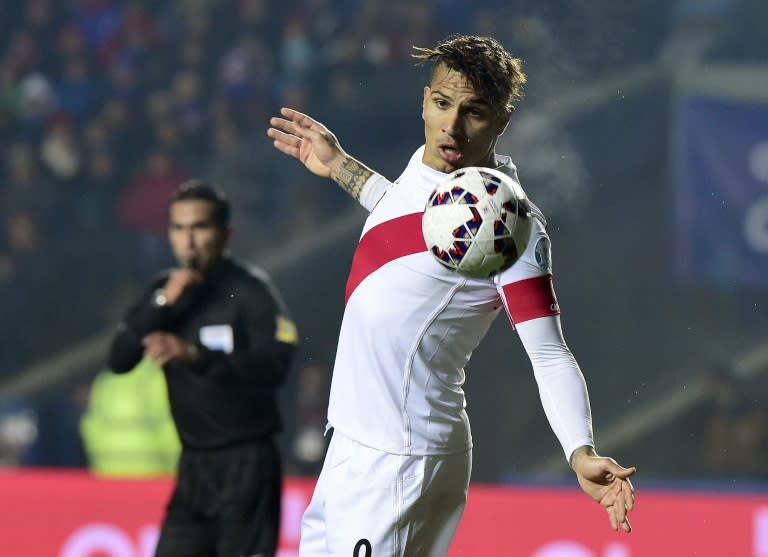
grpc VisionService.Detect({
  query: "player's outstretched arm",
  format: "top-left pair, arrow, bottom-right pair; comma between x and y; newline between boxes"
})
570,446 -> 636,533
267,107 -> 375,201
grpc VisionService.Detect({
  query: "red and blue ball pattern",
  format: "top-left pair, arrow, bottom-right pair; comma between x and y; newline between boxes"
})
423,167 -> 532,278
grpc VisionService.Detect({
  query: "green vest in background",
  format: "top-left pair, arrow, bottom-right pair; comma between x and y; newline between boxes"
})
80,358 -> 181,477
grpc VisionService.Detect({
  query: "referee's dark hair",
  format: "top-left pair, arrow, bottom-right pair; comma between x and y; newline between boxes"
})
172,179 -> 231,228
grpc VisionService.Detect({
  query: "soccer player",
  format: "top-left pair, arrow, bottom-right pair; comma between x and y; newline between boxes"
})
107,180 -> 299,557
268,34 -> 635,556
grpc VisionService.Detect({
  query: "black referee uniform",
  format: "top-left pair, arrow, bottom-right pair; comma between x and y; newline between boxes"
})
108,257 -> 298,557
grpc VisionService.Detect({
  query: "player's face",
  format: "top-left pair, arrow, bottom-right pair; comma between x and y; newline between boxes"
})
422,64 -> 511,173
168,199 -> 230,273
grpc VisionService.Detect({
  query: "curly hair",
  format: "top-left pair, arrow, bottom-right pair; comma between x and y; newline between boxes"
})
412,34 -> 526,113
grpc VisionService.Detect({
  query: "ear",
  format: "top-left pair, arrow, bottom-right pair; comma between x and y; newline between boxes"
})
422,86 -> 430,120
497,107 -> 514,136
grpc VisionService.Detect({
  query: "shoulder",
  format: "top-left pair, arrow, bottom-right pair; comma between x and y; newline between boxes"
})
495,155 -> 548,228
490,196 -> 555,285
528,218 -> 553,275
226,258 -> 274,289
492,217 -> 554,286
528,200 -> 548,228
226,258 -> 289,307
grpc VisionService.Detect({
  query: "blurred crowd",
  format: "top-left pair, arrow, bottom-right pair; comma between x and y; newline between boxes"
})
5,0 -> 765,381
1,0 -> 767,479
0,0 -> 433,379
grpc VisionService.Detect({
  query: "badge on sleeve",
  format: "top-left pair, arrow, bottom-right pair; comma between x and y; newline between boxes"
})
275,315 -> 298,344
534,237 -> 553,273
199,324 -> 234,353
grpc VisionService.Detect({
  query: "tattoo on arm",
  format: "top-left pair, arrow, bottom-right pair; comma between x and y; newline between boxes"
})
332,157 -> 373,200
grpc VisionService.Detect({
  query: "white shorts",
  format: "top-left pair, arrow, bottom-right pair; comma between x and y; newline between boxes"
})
299,430 -> 472,557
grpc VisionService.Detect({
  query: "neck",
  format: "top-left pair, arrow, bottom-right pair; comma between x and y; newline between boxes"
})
481,151 -> 498,169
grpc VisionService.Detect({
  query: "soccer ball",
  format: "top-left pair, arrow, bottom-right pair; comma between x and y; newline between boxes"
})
422,167 -> 532,278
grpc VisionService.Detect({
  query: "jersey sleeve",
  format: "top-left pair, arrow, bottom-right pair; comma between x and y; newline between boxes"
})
107,275 -> 172,374
494,216 -> 560,327
515,315 -> 594,461
359,172 -> 394,212
495,215 -> 594,461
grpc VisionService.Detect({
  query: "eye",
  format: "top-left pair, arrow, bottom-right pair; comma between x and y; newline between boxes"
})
434,98 -> 449,109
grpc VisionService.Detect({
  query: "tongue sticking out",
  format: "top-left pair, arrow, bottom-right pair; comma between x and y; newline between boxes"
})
440,147 -> 463,164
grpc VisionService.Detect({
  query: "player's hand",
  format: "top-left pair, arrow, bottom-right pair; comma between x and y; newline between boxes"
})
571,447 -> 636,533
143,332 -> 199,366
267,107 -> 348,178
163,268 -> 203,305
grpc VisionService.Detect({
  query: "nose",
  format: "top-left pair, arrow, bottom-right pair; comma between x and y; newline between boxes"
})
184,229 -> 196,249
441,108 -> 463,139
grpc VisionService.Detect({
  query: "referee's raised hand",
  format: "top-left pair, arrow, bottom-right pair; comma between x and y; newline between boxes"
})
162,267 -> 202,305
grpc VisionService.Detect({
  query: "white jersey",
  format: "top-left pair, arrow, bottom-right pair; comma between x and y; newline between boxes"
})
327,146 -> 593,458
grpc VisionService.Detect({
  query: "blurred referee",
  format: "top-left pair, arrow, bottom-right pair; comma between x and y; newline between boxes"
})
107,180 -> 298,557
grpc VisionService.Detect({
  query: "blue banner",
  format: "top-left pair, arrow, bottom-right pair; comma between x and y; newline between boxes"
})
674,95 -> 768,286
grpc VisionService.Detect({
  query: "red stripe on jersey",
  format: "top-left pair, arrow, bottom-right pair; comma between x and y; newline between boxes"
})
501,275 -> 561,325
345,213 -> 426,304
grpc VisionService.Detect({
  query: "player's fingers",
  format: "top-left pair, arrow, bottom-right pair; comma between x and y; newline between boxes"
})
286,109 -> 330,136
606,460 -> 636,479
270,117 -> 326,147
270,139 -> 300,159
617,466 -> 637,480
607,504 -> 632,533
280,106 -> 302,120
266,125 -> 289,140
267,128 -> 301,149
600,488 -> 617,508
268,117 -> 305,138
280,107 -> 322,129
267,127 -> 302,147
613,491 -> 628,525
266,127 -> 304,156
621,479 -> 635,511
272,139 -> 305,160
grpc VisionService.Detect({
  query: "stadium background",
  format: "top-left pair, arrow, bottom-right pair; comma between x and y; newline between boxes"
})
0,0 -> 767,553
